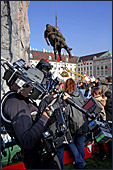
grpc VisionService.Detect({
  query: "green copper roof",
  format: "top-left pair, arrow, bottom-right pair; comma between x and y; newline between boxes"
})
99,51 -> 112,58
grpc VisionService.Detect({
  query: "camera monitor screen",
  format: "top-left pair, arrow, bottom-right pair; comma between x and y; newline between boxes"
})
83,100 -> 94,110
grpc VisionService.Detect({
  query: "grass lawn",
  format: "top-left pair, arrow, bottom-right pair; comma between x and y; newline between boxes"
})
64,151 -> 112,169
1,145 -> 112,169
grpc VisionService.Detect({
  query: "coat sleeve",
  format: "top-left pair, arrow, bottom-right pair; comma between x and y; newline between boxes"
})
98,100 -> 106,120
4,97 -> 49,150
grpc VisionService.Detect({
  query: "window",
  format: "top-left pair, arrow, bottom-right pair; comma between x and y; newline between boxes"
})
96,61 -> 99,65
97,66 -> 100,75
101,66 -> 104,75
97,71 -> 99,75
90,71 -> 92,76
105,70 -> 108,75
87,67 -> 89,70
48,56 -> 52,60
105,65 -> 108,75
78,68 -> 80,71
30,53 -> 33,58
101,66 -> 103,69
90,66 -> 92,70
105,66 -> 108,69
65,58 -> 68,62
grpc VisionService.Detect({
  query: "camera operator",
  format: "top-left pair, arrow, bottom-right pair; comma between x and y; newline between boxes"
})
91,87 -> 107,160
57,78 -> 89,169
100,76 -> 112,95
2,80 -> 72,169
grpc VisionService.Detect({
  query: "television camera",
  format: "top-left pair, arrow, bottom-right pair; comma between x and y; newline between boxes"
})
1,57 -> 112,156
1,57 -> 72,155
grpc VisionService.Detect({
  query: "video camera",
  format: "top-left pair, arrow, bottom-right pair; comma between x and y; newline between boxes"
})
1,57 -> 60,100
1,58 -> 112,155
1,58 -> 72,154
82,97 -> 112,143
67,96 -> 112,144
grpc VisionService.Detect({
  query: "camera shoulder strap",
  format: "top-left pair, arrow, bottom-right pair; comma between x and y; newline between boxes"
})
1,91 -> 17,124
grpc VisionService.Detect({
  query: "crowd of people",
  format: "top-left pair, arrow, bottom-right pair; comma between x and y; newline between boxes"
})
77,77 -> 112,160
1,73 -> 112,169
58,76 -> 112,167
77,76 -> 112,122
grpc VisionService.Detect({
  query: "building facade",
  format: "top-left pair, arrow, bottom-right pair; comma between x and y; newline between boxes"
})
29,49 -> 112,81
29,50 -> 78,81
76,50 -> 112,80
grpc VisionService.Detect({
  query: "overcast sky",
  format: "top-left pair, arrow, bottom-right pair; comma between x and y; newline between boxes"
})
28,1 -> 112,57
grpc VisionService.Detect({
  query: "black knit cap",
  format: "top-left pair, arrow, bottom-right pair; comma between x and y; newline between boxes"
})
46,24 -> 50,27
105,91 -> 112,98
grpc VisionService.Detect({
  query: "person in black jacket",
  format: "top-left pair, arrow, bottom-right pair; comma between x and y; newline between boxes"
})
95,78 -> 102,87
104,90 -> 112,157
105,91 -> 112,121
2,84 -> 71,169
57,78 -> 88,169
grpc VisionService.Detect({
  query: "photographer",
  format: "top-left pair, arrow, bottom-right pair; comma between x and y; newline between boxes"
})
91,87 -> 107,160
57,78 -> 88,169
2,86 -> 55,168
2,80 -> 72,169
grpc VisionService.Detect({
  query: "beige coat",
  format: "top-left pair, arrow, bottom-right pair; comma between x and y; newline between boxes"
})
94,95 -> 107,120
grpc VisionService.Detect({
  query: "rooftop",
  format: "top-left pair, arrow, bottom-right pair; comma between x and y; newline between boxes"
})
30,50 -> 110,63
30,50 -> 79,63
78,51 -> 108,62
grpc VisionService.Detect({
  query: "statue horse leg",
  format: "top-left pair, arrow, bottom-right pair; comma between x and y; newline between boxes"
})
53,46 -> 57,60
58,47 -> 62,61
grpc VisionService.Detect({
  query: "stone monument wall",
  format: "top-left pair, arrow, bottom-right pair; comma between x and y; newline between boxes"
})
1,1 -> 30,96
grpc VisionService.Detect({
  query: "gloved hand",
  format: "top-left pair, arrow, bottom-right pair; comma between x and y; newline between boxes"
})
39,92 -> 72,117
38,94 -> 54,113
44,98 -> 62,117
48,97 -> 61,112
